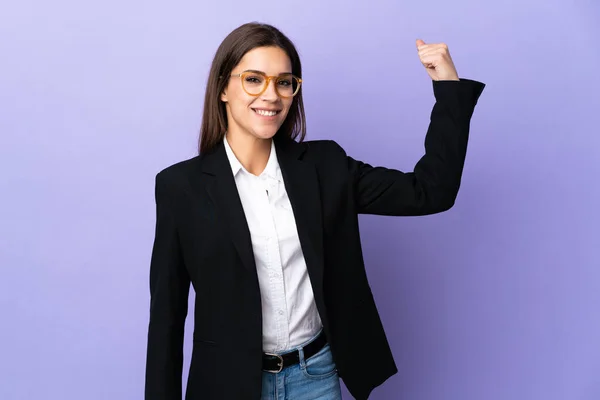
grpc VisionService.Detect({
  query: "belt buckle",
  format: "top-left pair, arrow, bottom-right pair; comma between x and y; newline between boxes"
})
263,353 -> 284,373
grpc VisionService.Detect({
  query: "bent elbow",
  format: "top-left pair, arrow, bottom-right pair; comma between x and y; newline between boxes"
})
431,189 -> 459,213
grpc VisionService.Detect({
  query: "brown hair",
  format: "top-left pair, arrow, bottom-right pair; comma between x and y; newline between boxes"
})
198,22 -> 306,154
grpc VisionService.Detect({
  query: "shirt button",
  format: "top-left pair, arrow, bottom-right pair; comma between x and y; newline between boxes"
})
279,310 -> 284,315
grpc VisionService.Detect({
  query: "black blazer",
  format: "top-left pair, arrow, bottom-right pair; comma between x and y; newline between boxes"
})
144,78 -> 485,400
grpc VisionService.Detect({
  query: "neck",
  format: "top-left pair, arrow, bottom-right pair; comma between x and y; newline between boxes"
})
225,131 -> 272,176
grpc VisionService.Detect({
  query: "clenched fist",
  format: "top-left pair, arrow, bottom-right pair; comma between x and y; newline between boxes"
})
416,39 -> 460,81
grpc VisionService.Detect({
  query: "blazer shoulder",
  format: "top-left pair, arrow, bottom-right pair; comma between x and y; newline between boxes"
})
302,139 -> 348,159
155,155 -> 201,187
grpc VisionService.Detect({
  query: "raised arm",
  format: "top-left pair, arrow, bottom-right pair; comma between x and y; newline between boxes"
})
350,40 -> 485,216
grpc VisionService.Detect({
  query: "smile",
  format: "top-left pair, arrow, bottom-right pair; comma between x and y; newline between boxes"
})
252,108 -> 281,117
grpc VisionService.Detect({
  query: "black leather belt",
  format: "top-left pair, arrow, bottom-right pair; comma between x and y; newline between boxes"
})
262,331 -> 327,373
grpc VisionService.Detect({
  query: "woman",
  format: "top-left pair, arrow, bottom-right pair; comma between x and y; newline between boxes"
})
145,22 -> 485,400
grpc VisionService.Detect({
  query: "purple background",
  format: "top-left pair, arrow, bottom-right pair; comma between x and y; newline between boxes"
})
1,1 -> 599,399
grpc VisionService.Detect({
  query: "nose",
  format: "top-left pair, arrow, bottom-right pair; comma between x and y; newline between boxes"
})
260,78 -> 279,101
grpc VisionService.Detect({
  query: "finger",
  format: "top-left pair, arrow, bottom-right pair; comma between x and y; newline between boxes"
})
417,42 -> 447,51
416,39 -> 426,49
419,54 -> 443,67
418,44 -> 448,57
418,47 -> 448,60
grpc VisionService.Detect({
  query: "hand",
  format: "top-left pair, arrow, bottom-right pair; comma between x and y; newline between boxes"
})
416,39 -> 460,81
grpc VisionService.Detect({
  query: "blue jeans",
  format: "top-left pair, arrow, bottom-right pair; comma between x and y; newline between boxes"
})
261,335 -> 342,399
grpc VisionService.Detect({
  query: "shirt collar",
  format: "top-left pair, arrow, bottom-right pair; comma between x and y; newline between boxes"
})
223,135 -> 243,176
223,135 -> 282,181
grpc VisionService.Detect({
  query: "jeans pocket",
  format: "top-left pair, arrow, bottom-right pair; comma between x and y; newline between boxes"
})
301,344 -> 338,380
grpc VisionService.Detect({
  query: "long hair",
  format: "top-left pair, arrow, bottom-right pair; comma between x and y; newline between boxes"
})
199,22 -> 306,154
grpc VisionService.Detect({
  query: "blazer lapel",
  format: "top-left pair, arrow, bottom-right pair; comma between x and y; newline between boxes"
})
199,142 -> 256,273
195,136 -> 326,294
274,136 -> 325,296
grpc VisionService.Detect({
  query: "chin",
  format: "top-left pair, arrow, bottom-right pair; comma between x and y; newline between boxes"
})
251,128 -> 279,140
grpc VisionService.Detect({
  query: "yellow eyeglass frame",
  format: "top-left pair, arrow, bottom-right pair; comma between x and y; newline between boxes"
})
230,70 -> 302,98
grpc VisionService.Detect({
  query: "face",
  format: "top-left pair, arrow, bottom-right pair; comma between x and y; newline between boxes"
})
220,46 -> 294,141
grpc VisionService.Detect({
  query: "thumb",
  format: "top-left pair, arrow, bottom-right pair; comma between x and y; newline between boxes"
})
416,39 -> 426,48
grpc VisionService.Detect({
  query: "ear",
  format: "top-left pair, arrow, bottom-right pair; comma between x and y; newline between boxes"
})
220,89 -> 228,103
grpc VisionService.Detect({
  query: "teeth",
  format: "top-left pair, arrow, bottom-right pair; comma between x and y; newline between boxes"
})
254,109 -> 278,116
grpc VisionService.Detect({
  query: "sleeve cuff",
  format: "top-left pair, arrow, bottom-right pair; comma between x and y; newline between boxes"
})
432,78 -> 486,105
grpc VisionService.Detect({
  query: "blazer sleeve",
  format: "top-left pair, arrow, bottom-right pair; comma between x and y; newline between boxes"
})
348,78 -> 485,216
145,172 -> 190,400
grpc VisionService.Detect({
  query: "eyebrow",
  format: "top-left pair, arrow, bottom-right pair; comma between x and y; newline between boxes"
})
243,69 -> 293,75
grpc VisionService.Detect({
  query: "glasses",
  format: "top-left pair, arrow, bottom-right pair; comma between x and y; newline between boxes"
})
230,70 -> 302,98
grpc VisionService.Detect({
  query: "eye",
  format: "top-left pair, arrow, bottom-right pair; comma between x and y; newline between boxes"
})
245,75 -> 264,84
277,78 -> 292,86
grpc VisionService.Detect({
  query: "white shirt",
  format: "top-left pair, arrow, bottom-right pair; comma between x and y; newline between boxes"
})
223,136 -> 322,353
